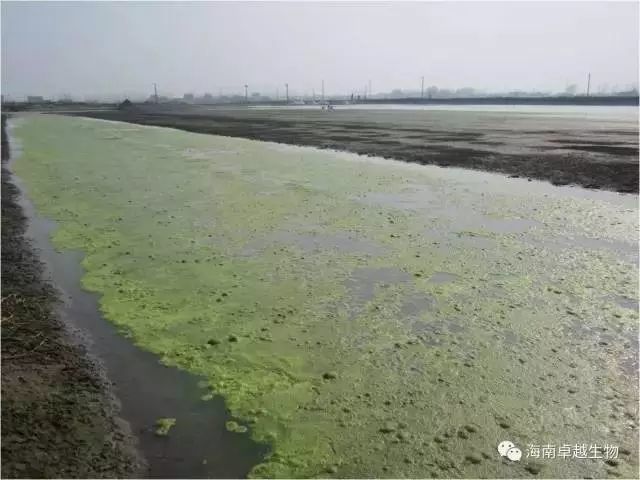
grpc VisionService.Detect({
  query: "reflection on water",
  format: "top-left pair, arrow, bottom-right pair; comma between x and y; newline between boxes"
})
428,272 -> 459,284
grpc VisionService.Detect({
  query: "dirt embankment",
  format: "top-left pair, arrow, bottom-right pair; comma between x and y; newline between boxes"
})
1,115 -> 143,478
74,105 -> 639,194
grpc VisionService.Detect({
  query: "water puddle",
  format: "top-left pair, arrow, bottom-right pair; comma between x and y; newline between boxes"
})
450,231 -> 496,249
354,190 -> 432,211
613,295 -> 639,311
528,234 -> 638,264
241,230 -> 385,257
356,187 -> 539,254
344,267 -> 411,304
428,271 -> 459,284
399,293 -> 436,317
410,318 -> 466,346
341,267 -> 437,322
562,316 -> 639,380
462,216 -> 539,234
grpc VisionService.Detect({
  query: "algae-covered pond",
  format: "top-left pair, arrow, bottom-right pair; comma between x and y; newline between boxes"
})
13,114 -> 638,478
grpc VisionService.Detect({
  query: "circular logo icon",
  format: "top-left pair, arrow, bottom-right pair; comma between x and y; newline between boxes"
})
498,441 -> 522,461
506,447 -> 522,462
498,440 -> 515,457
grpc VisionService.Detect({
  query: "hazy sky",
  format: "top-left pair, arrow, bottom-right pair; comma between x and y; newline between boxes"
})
2,1 -> 638,100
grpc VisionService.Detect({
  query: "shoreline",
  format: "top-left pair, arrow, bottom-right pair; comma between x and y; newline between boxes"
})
3,95 -> 638,111
71,104 -> 639,194
1,116 -> 144,476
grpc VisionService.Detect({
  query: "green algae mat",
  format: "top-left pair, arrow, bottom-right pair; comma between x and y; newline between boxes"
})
13,114 -> 638,478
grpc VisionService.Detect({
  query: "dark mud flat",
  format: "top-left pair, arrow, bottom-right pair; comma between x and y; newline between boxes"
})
1,116 -> 141,477
74,104 -> 639,193
2,116 -> 268,478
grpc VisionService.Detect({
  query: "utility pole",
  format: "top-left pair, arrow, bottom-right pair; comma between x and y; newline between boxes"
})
153,83 -> 158,103
276,87 -> 279,101
586,73 -> 591,97
244,84 -> 248,102
312,88 -> 315,102
285,83 -> 289,103
321,80 -> 325,102
421,76 -> 424,98
368,79 -> 372,98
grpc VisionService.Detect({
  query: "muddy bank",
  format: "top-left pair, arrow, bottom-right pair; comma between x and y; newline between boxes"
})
72,104 -> 638,193
1,115 -> 142,477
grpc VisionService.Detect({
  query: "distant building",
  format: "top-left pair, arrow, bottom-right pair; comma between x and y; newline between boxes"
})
183,93 -> 194,102
27,95 -> 44,103
565,84 -> 578,96
455,87 -> 475,97
199,93 -> 214,104
118,99 -> 133,110
146,95 -> 168,103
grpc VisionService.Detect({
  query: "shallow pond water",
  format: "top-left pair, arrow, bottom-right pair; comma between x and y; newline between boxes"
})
12,114 -> 638,478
